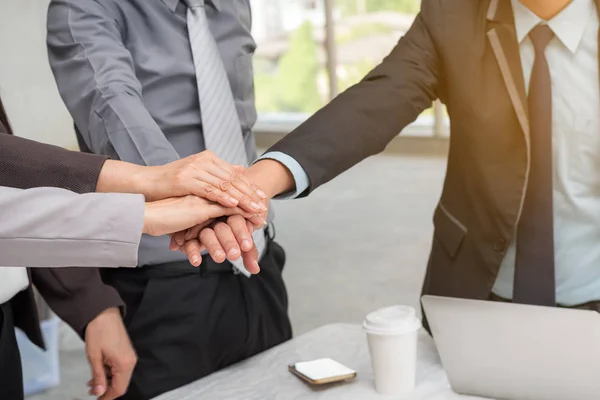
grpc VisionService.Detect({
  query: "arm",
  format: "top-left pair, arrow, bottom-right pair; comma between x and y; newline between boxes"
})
0,133 -> 107,192
47,0 -> 180,166
0,186 -> 144,268
261,4 -> 440,197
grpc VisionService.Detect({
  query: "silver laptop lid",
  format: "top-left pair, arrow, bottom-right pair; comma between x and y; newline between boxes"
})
421,295 -> 600,400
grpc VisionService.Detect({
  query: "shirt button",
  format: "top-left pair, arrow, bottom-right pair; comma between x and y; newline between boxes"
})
494,238 -> 507,252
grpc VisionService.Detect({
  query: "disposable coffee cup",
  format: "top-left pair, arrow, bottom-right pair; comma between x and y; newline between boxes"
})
363,305 -> 421,397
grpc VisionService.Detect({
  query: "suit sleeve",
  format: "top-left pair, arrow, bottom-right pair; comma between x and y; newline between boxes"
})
0,186 -> 144,268
266,3 -> 440,194
47,0 -> 181,166
0,185 -> 144,337
0,133 -> 107,191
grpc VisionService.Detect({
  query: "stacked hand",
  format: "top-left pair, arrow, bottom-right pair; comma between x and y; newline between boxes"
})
88,153 -> 291,399
167,159 -> 294,274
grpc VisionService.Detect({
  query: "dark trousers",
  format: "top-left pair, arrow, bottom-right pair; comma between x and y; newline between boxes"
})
103,239 -> 292,400
0,301 -> 24,400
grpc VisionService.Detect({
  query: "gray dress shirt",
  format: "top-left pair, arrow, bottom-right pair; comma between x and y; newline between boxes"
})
48,0 -> 260,266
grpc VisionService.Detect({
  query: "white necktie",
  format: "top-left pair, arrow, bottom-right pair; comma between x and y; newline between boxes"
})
185,0 -> 265,275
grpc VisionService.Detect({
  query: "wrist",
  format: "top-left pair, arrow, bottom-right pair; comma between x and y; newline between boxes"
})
97,160 -> 149,198
246,159 -> 295,198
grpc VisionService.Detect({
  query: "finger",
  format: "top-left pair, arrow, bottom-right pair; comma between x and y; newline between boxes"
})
86,349 -> 107,397
183,239 -> 204,266
208,160 -> 268,206
169,235 -> 181,251
172,230 -> 187,247
247,213 -> 267,228
228,215 -> 254,252
214,221 -> 241,260
241,244 -> 260,274
189,178 -> 240,208
205,203 -> 265,226
184,219 -> 215,241
100,371 -> 129,400
195,166 -> 264,213
199,228 -> 227,263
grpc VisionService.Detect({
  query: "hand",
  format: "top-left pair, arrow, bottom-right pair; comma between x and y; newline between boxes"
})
143,195 -> 263,239
145,151 -> 268,211
85,308 -> 136,400
171,215 -> 261,272
170,159 -> 291,270
97,151 -> 268,214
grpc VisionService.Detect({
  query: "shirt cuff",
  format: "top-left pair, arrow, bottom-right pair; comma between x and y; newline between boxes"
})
255,152 -> 310,199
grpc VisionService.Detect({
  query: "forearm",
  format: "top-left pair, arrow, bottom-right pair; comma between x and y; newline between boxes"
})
96,159 -> 149,196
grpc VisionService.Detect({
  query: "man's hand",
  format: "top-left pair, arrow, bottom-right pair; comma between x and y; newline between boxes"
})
171,215 -> 261,271
85,308 -> 136,400
97,151 -> 268,214
171,159 -> 295,270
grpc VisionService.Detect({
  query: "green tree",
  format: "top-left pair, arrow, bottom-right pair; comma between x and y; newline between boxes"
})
253,21 -> 323,113
275,21 -> 322,113
336,0 -> 420,16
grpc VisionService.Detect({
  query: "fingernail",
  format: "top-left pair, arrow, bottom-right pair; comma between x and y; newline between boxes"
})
229,197 -> 239,206
176,237 -> 184,246
250,202 -> 261,210
94,385 -> 105,395
214,251 -> 224,260
253,261 -> 260,273
191,256 -> 200,265
241,239 -> 252,250
257,189 -> 267,199
259,203 -> 268,211
229,248 -> 240,258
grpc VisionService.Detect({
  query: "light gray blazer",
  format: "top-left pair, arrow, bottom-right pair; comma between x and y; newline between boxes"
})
0,186 -> 144,268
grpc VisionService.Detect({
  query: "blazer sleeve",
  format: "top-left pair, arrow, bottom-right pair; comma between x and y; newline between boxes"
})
0,133 -> 107,191
266,1 -> 441,194
0,186 -> 144,268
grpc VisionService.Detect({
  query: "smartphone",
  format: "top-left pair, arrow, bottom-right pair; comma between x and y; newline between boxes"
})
288,358 -> 357,385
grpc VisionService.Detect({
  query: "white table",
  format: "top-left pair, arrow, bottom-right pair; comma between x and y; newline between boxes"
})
156,323 -> 486,399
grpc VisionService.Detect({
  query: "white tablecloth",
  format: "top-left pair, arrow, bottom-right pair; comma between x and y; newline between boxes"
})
155,323 -> 486,400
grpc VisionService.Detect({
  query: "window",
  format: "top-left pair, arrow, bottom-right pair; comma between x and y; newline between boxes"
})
251,0 -> 447,136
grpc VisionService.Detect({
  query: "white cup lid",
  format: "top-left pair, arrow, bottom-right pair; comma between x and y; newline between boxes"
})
363,305 -> 421,335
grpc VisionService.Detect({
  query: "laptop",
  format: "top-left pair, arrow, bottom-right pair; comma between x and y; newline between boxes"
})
421,295 -> 600,400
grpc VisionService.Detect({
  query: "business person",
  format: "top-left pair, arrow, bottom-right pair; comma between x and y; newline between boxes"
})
0,97 -> 263,399
188,0 -> 600,324
48,1 -> 292,397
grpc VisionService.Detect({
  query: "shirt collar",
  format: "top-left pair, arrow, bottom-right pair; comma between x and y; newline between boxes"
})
511,0 -> 593,54
161,0 -> 221,13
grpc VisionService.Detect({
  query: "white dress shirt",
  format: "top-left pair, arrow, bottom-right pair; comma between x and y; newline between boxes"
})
493,0 -> 600,305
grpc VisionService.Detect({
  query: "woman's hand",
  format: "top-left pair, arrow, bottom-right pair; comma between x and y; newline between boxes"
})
140,151 -> 268,214
142,196 -> 261,241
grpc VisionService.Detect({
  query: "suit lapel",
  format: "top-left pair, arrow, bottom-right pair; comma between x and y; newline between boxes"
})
486,0 -> 530,145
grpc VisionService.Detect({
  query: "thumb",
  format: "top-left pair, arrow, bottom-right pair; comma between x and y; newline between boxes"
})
87,349 -> 107,397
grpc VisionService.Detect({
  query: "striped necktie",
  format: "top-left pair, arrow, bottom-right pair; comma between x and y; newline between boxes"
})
185,0 -> 265,275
